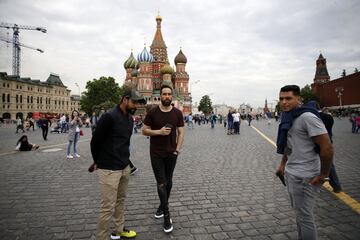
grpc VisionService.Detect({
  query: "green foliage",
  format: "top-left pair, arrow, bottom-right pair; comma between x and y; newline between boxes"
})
355,68 -> 359,73
198,95 -> 213,115
300,84 -> 319,104
80,76 -> 127,115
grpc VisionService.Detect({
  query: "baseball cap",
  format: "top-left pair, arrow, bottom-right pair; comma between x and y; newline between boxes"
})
122,89 -> 147,104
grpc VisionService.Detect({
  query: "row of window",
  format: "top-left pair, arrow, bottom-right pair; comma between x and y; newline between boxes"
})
2,104 -> 77,110
2,82 -> 68,95
2,94 -> 72,103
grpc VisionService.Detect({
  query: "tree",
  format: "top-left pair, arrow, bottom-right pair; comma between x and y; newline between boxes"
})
198,95 -> 213,115
80,76 -> 127,115
355,68 -> 359,73
300,84 -> 319,104
341,69 -> 346,77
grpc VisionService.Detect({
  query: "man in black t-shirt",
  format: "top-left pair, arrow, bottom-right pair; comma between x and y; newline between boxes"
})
142,85 -> 185,233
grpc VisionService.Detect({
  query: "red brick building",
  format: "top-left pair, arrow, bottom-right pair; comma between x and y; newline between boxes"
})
311,54 -> 360,109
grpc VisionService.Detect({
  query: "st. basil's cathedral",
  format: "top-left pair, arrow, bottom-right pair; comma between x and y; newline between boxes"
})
122,14 -> 191,114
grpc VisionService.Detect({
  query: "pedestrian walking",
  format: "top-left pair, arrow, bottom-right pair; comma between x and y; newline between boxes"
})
90,111 -> 98,134
60,114 -> 67,133
276,85 -> 333,240
90,88 -> 145,240
187,113 -> 194,129
355,113 -> 360,133
349,111 -> 356,133
142,84 -> 185,233
247,114 -> 252,126
27,117 -> 35,131
66,110 -> 83,159
39,117 -> 50,140
227,110 -> 233,135
15,117 -> 25,133
210,112 -> 216,129
232,110 -> 240,134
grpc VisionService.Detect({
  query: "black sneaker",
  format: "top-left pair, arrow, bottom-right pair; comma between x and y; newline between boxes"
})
163,213 -> 173,233
130,167 -> 138,175
154,207 -> 164,219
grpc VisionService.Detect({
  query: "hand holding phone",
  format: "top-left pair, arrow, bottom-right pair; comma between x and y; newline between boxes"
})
276,171 -> 286,186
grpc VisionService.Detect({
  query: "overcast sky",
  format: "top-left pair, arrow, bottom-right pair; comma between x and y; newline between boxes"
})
1,0 -> 359,108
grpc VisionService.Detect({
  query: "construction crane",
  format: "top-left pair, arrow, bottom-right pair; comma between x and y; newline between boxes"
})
0,22 -> 46,76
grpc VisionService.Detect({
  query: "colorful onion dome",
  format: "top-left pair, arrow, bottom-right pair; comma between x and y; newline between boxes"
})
131,69 -> 139,77
160,61 -> 174,75
174,49 -> 187,64
123,52 -> 138,69
137,47 -> 154,63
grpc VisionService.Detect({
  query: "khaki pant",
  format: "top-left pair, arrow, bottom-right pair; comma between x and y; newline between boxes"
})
96,166 -> 130,240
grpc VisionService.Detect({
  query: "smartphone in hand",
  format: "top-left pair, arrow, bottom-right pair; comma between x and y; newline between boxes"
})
276,172 -> 286,186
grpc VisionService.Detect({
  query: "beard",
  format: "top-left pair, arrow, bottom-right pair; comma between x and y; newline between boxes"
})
161,99 -> 172,107
126,107 -> 137,115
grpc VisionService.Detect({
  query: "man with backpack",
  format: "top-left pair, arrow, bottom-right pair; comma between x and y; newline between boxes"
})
276,85 -> 333,240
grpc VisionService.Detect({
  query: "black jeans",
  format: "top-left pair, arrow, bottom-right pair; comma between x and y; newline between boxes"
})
41,126 -> 48,140
151,154 -> 177,213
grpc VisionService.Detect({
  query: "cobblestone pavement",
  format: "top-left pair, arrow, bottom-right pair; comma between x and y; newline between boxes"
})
0,119 -> 359,240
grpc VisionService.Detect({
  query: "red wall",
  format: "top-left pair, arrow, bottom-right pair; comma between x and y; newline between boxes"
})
312,72 -> 360,107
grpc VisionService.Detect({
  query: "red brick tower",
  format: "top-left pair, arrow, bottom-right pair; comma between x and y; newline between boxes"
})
312,53 -> 331,98
264,99 -> 270,113
150,14 -> 168,92
314,53 -> 330,84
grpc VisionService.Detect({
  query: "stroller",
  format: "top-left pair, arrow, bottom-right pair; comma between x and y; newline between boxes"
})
50,120 -> 61,133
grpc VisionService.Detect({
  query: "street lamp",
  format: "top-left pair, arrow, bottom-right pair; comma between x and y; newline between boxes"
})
335,87 -> 344,107
75,83 -> 80,97
190,80 -> 200,111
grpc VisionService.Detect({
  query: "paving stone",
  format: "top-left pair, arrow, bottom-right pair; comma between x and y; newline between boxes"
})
0,120 -> 359,239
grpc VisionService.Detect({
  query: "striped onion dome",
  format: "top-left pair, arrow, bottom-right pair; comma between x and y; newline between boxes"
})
137,47 -> 154,63
160,61 -> 174,74
131,69 -> 139,77
123,52 -> 138,69
174,49 -> 187,64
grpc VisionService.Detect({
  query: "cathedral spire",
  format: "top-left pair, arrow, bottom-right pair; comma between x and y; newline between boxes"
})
150,13 -> 167,62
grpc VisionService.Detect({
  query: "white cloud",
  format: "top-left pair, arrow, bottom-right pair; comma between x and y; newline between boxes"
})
0,0 -> 359,108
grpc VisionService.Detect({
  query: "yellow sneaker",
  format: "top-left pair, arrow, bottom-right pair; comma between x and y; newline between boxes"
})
111,228 -> 137,239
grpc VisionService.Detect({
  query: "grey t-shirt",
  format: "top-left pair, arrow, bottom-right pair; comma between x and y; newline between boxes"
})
285,112 -> 328,178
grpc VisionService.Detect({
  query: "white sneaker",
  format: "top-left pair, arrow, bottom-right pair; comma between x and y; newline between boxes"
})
75,154 -> 81,158
67,155 -> 73,159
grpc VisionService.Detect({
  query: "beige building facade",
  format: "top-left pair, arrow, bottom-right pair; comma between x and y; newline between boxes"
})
0,72 -> 80,120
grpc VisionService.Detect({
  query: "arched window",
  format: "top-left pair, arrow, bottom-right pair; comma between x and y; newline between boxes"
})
2,94 -> 5,102
31,96 -> 33,103
7,94 -> 10,102
16,95 -> 18,103
20,95 -> 22,103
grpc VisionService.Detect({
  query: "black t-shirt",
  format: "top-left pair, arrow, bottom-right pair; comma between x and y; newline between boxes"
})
144,106 -> 184,157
